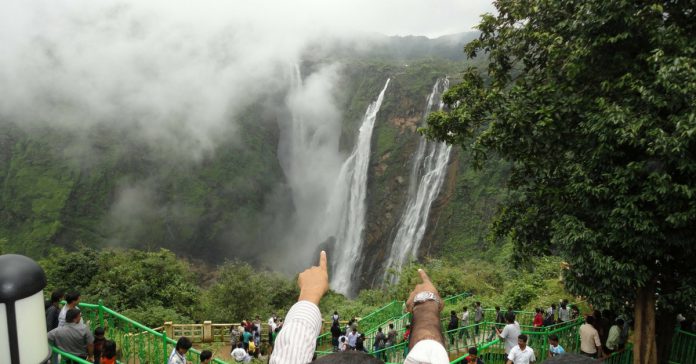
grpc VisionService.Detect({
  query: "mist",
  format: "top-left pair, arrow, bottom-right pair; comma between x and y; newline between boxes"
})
0,0 -> 492,278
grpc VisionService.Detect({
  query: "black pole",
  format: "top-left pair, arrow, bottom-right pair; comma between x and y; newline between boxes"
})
7,302 -> 20,364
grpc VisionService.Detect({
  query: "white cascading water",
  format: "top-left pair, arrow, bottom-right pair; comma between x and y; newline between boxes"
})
383,78 -> 451,283
328,79 -> 390,295
276,64 -> 346,272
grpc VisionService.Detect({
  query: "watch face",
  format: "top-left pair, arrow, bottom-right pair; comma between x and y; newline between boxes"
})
415,291 -> 435,302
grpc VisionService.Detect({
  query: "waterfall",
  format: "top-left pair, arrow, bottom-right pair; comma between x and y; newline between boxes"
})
328,79 -> 390,295
383,78 -> 451,283
276,64 -> 345,273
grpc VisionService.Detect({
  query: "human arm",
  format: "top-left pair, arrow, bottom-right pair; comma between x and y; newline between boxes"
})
269,251 -> 329,364
87,343 -> 94,361
404,269 -> 449,364
593,330 -> 603,357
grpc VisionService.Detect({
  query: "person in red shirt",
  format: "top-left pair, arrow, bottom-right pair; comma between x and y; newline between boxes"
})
534,308 -> 544,327
464,347 -> 484,364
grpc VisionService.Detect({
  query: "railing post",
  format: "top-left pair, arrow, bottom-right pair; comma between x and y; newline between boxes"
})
162,331 -> 169,364
98,299 -> 105,328
164,321 -> 174,339
203,321 -> 212,342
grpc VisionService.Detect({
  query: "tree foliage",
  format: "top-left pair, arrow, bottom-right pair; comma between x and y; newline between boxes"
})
425,1 -> 695,361
199,261 -> 298,323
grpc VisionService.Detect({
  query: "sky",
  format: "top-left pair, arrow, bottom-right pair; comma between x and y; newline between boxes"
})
130,0 -> 496,38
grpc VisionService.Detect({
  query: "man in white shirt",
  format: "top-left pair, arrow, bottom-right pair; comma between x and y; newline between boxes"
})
58,291 -> 82,327
268,315 -> 277,345
507,334 -> 536,364
347,327 -> 359,349
497,313 -> 521,354
168,337 -> 192,364
269,251 -> 450,364
460,306 -> 471,340
579,316 -> 602,358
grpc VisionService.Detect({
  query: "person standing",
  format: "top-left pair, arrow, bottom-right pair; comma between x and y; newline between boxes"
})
544,304 -> 557,326
374,326 -> 386,357
533,308 -> 543,328
579,316 -> 602,358
497,312 -> 521,355
605,319 -> 623,354
92,327 -> 106,364
447,310 -> 459,345
347,327 -> 359,350
386,323 -> 397,347
558,302 -> 570,323
460,306 -> 471,341
331,321 -> 342,351
58,292 -> 82,327
47,309 -> 94,364
488,306 -> 505,340
474,302 -> 484,336
46,290 -> 64,332
507,335 -> 536,364
268,314 -> 278,346
168,337 -> 192,364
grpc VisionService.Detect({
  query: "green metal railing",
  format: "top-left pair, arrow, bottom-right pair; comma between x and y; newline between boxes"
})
74,301 -> 228,364
450,337 -> 505,364
51,346 -> 93,364
670,329 -> 696,364
602,344 -> 633,364
445,318 -> 582,364
358,300 -> 404,331
316,300 -> 403,349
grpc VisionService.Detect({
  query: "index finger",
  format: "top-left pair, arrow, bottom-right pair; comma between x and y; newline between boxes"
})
319,250 -> 328,271
418,268 -> 431,284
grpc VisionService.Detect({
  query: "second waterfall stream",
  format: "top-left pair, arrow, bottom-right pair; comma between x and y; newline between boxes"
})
383,77 -> 451,283
328,79 -> 390,295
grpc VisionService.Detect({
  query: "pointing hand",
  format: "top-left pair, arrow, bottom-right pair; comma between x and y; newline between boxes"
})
298,251 -> 329,305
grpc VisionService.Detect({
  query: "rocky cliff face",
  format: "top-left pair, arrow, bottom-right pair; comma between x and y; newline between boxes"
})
0,37 -> 507,288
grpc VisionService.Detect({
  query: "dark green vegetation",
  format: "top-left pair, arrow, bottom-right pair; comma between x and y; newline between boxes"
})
425,1 -> 696,363
38,246 -> 568,328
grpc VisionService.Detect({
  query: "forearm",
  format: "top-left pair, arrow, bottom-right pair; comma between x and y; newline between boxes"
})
409,302 -> 444,350
269,301 -> 322,364
87,343 -> 94,356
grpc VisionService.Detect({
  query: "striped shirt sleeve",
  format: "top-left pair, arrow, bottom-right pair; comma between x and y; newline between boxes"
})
269,300 -> 322,364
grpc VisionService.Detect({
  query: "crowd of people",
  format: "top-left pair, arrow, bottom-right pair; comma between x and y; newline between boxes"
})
45,290 -> 118,364
44,289 -> 214,364
227,314 -> 286,362
44,251 -> 692,364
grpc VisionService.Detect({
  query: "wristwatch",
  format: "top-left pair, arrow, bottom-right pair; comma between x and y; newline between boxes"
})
413,291 -> 440,306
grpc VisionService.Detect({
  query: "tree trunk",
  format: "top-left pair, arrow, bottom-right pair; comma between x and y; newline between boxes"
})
633,283 -> 658,364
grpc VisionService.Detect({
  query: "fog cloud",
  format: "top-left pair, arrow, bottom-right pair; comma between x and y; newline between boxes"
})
0,0 -> 493,272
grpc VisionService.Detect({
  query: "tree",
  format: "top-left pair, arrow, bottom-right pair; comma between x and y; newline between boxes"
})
200,261 -> 298,322
425,1 -> 696,363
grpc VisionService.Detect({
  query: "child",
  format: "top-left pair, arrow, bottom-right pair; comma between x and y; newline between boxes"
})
200,350 -> 213,364
548,334 -> 565,358
464,347 -> 484,364
100,340 -> 117,364
339,336 -> 348,352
